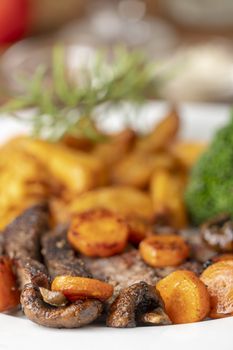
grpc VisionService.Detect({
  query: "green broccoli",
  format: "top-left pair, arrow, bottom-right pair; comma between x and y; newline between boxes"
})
185,115 -> 233,225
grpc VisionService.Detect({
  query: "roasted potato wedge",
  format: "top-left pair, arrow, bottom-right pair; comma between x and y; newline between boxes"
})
136,110 -> 179,153
68,209 -> 129,257
150,168 -> 188,228
0,146 -> 50,229
70,186 -> 154,221
6,137 -> 107,198
112,151 -> 177,189
170,141 -> 207,169
92,129 -> 136,167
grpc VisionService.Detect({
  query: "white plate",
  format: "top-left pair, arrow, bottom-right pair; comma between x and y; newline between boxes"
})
0,102 -> 232,350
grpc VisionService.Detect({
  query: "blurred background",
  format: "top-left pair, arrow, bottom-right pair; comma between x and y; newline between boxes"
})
1,0 -> 233,103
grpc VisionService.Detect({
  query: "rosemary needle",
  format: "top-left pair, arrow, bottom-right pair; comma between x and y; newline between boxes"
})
1,46 -> 160,141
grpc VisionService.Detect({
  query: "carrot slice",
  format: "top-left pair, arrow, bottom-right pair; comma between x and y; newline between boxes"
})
212,254 -> 233,263
156,270 -> 210,324
139,234 -> 189,267
68,209 -> 129,257
0,256 -> 20,312
51,276 -> 113,302
201,261 -> 233,318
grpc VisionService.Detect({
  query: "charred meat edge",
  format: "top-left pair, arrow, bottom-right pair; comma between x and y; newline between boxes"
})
3,205 -> 102,328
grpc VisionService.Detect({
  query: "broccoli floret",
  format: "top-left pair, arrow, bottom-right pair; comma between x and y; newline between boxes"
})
185,116 -> 233,225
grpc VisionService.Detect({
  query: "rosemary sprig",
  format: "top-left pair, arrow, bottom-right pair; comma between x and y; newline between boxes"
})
1,46 -> 160,141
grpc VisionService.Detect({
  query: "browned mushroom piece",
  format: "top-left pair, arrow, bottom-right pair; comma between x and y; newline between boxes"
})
201,214 -> 233,252
107,281 -> 169,328
140,307 -> 171,325
21,284 -> 102,329
39,287 -> 68,307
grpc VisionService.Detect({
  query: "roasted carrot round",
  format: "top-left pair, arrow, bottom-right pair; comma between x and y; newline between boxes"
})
51,276 -> 113,302
156,270 -> 210,324
201,260 -> 233,318
0,257 -> 20,312
212,254 -> 233,263
139,234 -> 190,267
68,209 -> 129,257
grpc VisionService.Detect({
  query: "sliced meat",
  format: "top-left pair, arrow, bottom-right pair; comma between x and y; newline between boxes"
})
3,206 -> 102,328
154,260 -> 203,278
181,229 -> 216,263
41,227 -> 91,279
15,257 -> 49,290
3,204 -> 49,260
107,281 -> 169,328
83,249 -> 159,295
21,285 -> 102,328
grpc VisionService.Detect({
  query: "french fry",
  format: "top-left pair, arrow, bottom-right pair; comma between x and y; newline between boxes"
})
111,151 -> 176,189
139,234 -> 190,267
150,168 -> 188,228
201,261 -> 233,318
171,141 -> 207,169
68,209 -> 129,257
156,270 -> 210,324
136,110 -> 179,153
0,257 -> 20,312
52,276 -> 113,301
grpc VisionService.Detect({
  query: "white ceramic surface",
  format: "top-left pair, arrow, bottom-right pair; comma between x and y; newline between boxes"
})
0,102 -> 232,350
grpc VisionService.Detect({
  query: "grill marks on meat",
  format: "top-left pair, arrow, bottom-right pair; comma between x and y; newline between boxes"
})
4,204 -> 49,260
41,227 -> 91,279
107,281 -> 169,328
3,206 -> 102,328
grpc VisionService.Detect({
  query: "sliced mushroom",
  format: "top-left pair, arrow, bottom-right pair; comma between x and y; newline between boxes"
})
39,287 -> 68,307
21,284 -> 103,328
107,281 -> 168,328
201,214 -> 233,252
140,307 -> 171,325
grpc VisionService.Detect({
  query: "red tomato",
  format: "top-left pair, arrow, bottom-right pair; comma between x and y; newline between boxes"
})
0,0 -> 29,43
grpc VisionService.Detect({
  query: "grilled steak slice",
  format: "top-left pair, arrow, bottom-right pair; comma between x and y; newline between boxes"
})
15,257 -> 49,290
41,227 -> 91,279
4,204 -> 49,260
107,281 -> 169,328
83,249 -> 159,296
